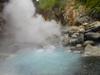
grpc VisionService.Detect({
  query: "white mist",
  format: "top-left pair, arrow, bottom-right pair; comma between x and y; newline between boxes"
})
3,0 -> 61,46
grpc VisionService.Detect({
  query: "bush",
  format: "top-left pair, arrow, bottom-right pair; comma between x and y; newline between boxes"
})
78,0 -> 100,15
38,0 -> 67,11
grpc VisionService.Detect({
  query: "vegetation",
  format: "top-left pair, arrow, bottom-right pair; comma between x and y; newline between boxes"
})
37,0 -> 67,25
37,0 -> 100,25
77,0 -> 100,19
38,0 -> 67,11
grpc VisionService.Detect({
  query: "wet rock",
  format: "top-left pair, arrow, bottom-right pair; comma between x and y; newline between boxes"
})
70,32 -> 84,45
62,34 -> 69,46
69,37 -> 78,46
70,44 -> 83,53
85,32 -> 100,40
68,26 -> 79,33
83,44 -> 100,56
83,40 -> 95,46
71,33 -> 78,38
62,26 -> 84,47
76,44 -> 82,48
84,21 -> 100,31
79,26 -> 85,32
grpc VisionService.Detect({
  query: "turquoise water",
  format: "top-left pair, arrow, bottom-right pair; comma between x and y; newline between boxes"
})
1,47 -> 81,75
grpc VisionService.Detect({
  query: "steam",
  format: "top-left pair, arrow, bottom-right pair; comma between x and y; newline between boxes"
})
0,0 -> 81,75
3,0 -> 61,46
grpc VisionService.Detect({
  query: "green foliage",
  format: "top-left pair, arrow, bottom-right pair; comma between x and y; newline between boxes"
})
38,0 -> 57,11
38,0 -> 67,11
37,0 -> 67,25
78,0 -> 100,14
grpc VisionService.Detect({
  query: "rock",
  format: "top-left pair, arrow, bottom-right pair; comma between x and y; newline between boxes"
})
68,26 -> 79,33
76,44 -> 82,48
79,26 -> 85,32
70,38 -> 77,45
85,32 -> 100,40
70,44 -> 83,52
83,44 -> 100,56
84,21 -> 100,32
69,26 -> 85,33
71,33 -> 78,38
68,31 -> 84,46
83,22 -> 88,26
76,16 -> 92,24
70,46 -> 77,50
83,40 -> 95,46
62,34 -> 69,46
91,21 -> 100,27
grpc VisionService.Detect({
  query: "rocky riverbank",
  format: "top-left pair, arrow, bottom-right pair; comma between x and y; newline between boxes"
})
62,21 -> 100,56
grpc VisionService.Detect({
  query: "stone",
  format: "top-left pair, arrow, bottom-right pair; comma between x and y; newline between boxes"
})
84,21 -> 100,31
83,44 -> 100,56
62,34 -> 69,46
71,33 -> 78,38
83,40 -> 95,46
85,32 -> 100,40
76,16 -> 92,24
76,44 -> 82,48
70,45 -> 83,52
68,26 -> 79,33
69,38 -> 78,46
69,32 -> 84,46
91,21 -> 100,27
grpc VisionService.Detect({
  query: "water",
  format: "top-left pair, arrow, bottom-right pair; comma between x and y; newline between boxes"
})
76,57 -> 100,75
0,47 -> 81,75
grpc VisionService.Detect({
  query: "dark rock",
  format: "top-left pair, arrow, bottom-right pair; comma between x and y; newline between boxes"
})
85,32 -> 100,40
70,32 -> 84,46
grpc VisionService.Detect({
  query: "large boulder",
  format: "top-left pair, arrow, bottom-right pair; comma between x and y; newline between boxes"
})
83,44 -> 100,56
